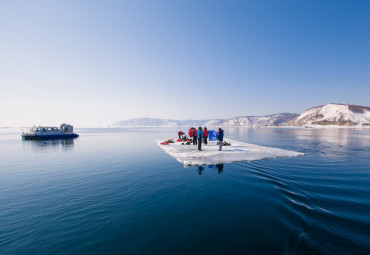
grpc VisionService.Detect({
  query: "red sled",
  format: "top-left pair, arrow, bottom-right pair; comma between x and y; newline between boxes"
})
160,142 -> 169,145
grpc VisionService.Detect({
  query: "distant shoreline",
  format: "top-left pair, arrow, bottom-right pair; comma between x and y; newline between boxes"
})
108,125 -> 370,129
2,125 -> 369,130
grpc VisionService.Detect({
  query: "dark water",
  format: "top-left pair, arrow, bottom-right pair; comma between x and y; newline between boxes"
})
0,127 -> 369,255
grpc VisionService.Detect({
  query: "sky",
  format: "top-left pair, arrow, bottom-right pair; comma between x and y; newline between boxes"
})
1,0 -> 369,127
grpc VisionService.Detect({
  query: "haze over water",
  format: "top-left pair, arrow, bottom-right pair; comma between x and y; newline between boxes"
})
1,127 -> 370,254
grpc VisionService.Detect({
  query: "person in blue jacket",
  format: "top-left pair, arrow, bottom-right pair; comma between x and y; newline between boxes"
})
216,128 -> 224,151
197,127 -> 204,150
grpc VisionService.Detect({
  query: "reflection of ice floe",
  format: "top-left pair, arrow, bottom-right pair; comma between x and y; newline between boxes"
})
156,139 -> 303,166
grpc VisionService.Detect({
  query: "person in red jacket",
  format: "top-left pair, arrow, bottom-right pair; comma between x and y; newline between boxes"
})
203,127 -> 209,145
192,127 -> 197,145
178,131 -> 186,141
188,127 -> 197,145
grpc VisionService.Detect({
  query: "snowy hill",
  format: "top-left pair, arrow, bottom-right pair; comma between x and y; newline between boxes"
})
111,113 -> 298,127
221,113 -> 298,127
287,104 -> 370,126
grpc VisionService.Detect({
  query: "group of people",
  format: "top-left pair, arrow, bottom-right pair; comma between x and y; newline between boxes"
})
179,127 -> 224,151
191,126 -> 209,150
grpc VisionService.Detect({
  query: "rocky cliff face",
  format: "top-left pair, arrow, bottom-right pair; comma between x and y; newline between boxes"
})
287,104 -> 370,126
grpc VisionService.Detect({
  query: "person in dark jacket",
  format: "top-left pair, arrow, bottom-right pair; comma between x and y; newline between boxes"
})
197,127 -> 203,150
216,128 -> 224,151
203,127 -> 208,145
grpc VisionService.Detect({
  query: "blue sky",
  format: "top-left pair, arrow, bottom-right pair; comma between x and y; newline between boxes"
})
1,0 -> 369,127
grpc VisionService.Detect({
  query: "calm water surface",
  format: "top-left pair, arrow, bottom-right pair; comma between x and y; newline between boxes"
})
0,127 -> 369,255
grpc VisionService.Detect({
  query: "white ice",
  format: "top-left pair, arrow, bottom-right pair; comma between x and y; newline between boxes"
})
156,138 -> 304,166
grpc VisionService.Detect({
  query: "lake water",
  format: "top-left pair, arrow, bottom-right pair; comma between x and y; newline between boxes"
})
0,127 -> 369,255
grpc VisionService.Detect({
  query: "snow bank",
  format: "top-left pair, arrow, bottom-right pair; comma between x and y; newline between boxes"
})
156,138 -> 304,166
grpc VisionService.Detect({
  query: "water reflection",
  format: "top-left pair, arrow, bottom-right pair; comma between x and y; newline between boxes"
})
282,128 -> 370,160
22,139 -> 75,152
216,164 -> 224,174
285,128 -> 370,147
197,166 -> 204,175
196,164 -> 224,175
223,127 -> 370,148
222,127 -> 370,160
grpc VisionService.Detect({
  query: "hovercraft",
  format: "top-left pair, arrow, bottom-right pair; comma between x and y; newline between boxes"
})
21,124 -> 79,140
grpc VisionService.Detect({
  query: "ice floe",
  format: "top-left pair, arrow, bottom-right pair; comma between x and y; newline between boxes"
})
156,138 -> 304,166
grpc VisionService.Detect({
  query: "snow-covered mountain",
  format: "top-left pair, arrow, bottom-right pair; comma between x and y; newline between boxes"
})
111,113 -> 298,127
111,104 -> 370,127
221,113 -> 298,127
111,118 -> 211,127
287,104 -> 370,126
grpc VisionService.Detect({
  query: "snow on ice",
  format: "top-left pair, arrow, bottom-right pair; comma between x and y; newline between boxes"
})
156,138 -> 304,166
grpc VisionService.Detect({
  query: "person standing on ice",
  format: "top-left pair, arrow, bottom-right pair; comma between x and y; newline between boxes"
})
188,127 -> 197,145
216,128 -> 224,151
197,127 -> 203,150
203,127 -> 208,145
193,128 -> 197,145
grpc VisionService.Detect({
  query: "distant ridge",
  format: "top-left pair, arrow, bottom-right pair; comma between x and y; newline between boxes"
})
287,103 -> 370,126
112,103 -> 370,127
111,113 -> 298,127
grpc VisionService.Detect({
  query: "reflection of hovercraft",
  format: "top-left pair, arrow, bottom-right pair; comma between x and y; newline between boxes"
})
21,123 -> 79,140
